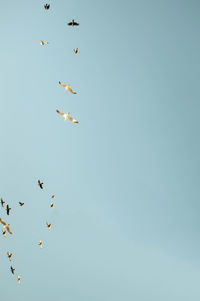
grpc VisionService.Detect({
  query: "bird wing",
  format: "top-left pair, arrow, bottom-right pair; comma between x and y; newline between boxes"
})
59,81 -> 67,88
74,22 -> 79,26
68,86 -> 77,94
56,110 -> 65,117
68,22 -> 72,26
6,225 -> 12,234
72,119 -> 79,123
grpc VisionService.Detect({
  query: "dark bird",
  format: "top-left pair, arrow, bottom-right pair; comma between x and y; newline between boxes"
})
44,4 -> 50,10
2,229 -> 6,237
7,252 -> 12,262
0,218 -> 12,234
50,202 -> 54,208
10,266 -> 15,275
1,198 -> 5,207
6,205 -> 11,215
38,180 -> 43,189
46,221 -> 51,229
73,48 -> 79,54
67,19 -> 79,26
19,202 -> 24,207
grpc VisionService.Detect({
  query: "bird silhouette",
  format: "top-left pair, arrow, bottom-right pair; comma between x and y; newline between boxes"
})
73,48 -> 79,54
38,180 -> 43,189
6,205 -> 11,215
19,202 -> 24,207
10,266 -> 15,275
44,4 -> 50,10
0,219 -> 12,234
50,202 -> 54,208
46,222 -> 51,229
67,19 -> 79,26
7,252 -> 12,261
1,198 -> 5,207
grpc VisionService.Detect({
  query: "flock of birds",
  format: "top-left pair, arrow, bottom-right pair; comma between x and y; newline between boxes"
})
1,3 -> 81,285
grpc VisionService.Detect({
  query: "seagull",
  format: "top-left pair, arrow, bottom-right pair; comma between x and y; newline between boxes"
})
19,202 -> 24,207
2,228 -> 6,237
17,275 -> 21,284
56,110 -> 79,123
7,252 -> 12,261
6,205 -> 11,215
50,202 -> 54,208
38,240 -> 43,248
51,194 -> 55,199
67,19 -> 79,26
73,48 -> 79,54
38,180 -> 43,189
44,4 -> 50,10
10,266 -> 15,275
40,40 -> 49,45
1,198 -> 5,207
46,222 -> 51,229
0,219 -> 12,234
59,81 -> 77,94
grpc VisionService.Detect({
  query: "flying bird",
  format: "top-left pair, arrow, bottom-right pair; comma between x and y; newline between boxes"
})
7,252 -> 12,262
56,110 -> 79,123
73,48 -> 79,54
6,205 -> 11,215
50,202 -> 54,208
10,266 -> 15,275
40,40 -> 49,45
38,240 -> 43,248
2,229 -> 6,237
0,219 -> 12,234
51,194 -> 55,199
67,19 -> 79,26
44,4 -> 50,10
38,180 -> 43,189
1,198 -> 5,207
59,81 -> 77,94
46,222 -> 51,229
19,202 -> 24,207
17,275 -> 21,284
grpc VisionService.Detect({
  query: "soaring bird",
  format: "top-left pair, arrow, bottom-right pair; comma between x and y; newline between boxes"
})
38,240 -> 43,248
56,110 -> 79,123
10,266 -> 15,275
6,205 -> 11,215
59,81 -> 77,94
67,19 -> 79,26
40,40 -> 49,45
50,202 -> 54,208
73,48 -> 79,54
0,219 -> 12,234
19,202 -> 24,207
51,194 -> 55,199
17,275 -> 21,284
1,198 -> 5,207
7,252 -> 12,261
46,222 -> 51,229
44,4 -> 50,10
2,228 -> 6,237
38,180 -> 43,189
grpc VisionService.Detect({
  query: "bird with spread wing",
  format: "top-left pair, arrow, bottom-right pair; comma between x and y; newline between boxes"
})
59,81 -> 77,94
56,110 -> 79,123
67,19 -> 79,26
40,40 -> 49,46
0,218 -> 12,234
73,48 -> 79,54
1,198 -> 5,207
38,180 -> 43,189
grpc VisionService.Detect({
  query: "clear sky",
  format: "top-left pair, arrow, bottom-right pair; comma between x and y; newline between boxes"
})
0,0 -> 200,300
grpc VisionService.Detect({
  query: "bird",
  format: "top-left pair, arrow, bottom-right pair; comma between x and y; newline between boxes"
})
38,180 -> 43,189
40,40 -> 49,46
10,266 -> 15,275
17,275 -> 21,284
38,240 -> 43,248
51,194 -> 55,199
67,19 -> 79,26
19,202 -> 24,207
7,252 -> 12,261
6,205 -> 11,215
73,48 -> 79,54
1,198 -> 5,207
50,202 -> 54,208
44,4 -> 50,10
2,228 -> 6,237
59,81 -> 77,94
46,222 -> 51,229
56,110 -> 79,123
0,219 -> 12,234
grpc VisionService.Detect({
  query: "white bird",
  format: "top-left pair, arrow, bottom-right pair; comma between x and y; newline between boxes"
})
17,275 -> 21,284
38,240 -> 43,248
40,40 -> 49,45
56,110 -> 79,123
59,81 -> 77,94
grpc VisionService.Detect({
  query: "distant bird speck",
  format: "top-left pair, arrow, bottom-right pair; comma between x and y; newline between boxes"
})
67,19 -> 79,26
38,180 -> 43,189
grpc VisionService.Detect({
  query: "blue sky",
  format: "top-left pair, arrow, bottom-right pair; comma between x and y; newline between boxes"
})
0,0 -> 200,300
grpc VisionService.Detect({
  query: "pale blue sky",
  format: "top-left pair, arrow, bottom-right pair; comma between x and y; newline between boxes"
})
0,0 -> 200,300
